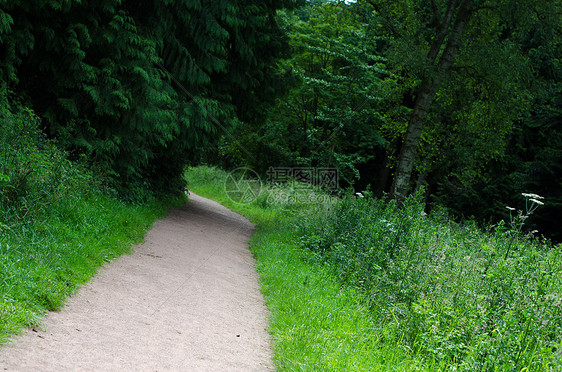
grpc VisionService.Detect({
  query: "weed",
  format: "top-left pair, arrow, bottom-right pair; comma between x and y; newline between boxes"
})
300,191 -> 561,370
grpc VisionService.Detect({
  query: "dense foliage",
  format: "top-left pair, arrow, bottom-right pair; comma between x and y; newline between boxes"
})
219,3 -> 392,184
0,0 -> 301,196
219,0 -> 562,242
299,192 -> 562,370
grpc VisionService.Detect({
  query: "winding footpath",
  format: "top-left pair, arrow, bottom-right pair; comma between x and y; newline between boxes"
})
0,194 -> 273,371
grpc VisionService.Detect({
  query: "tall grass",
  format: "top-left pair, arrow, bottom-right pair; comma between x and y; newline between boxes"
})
300,192 -> 562,370
0,96 -> 182,344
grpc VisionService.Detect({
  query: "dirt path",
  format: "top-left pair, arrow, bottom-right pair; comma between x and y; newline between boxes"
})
0,194 -> 274,371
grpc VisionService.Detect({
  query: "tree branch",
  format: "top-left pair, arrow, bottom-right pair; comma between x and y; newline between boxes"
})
427,0 -> 459,62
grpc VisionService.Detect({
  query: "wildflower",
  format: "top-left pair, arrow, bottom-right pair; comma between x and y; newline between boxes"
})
521,192 -> 545,215
505,206 -> 515,211
522,192 -> 544,200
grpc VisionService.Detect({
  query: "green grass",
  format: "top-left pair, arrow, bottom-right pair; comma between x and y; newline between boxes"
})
248,223 -> 424,371
299,194 -> 562,370
0,191 -> 183,344
187,166 -> 562,371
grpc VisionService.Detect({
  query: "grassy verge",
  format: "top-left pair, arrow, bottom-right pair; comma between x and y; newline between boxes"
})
0,102 -> 184,344
187,166 -> 562,371
0,193 -> 182,344
186,166 -> 423,370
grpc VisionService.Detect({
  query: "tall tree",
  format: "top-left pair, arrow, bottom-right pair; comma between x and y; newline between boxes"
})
366,0 -> 476,200
361,0 -> 561,239
222,0 -> 393,184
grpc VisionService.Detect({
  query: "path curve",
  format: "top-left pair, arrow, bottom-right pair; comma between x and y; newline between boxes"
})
0,194 -> 273,371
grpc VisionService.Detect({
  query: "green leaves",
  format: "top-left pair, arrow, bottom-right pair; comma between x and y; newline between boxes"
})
223,1 -> 393,182
0,0 -> 298,195
0,10 -> 13,40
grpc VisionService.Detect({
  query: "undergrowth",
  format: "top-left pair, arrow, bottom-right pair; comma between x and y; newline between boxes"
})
187,165 -> 562,371
299,192 -> 562,370
0,93 -> 182,344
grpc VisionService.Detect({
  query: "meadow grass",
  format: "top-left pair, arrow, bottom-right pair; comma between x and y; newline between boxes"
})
187,165 -> 562,371
301,194 -> 562,370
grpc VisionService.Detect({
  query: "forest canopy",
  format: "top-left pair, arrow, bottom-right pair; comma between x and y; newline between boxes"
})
219,0 -> 562,242
0,0 -> 560,240
0,0 -> 302,195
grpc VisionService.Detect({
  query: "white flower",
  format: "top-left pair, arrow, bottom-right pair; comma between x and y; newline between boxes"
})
505,206 -> 516,211
530,199 -> 544,205
522,192 -> 544,199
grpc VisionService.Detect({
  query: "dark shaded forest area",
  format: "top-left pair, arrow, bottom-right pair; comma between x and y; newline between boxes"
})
220,0 -> 562,242
1,0 -> 561,241
1,0 -> 302,195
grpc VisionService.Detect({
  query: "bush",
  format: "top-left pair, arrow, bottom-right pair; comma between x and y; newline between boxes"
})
0,92 -> 96,227
299,192 -> 562,370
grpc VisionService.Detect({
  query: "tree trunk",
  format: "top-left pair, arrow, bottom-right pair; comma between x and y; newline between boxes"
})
391,0 -> 474,201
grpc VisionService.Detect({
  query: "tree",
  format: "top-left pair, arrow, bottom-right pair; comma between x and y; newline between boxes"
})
222,0 -> 393,184
364,0 -> 559,201
362,0 -> 561,238
0,0 -> 301,196
364,0 -> 476,200
431,5 -> 562,240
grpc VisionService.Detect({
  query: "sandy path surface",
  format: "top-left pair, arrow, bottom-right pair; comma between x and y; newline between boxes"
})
0,194 -> 273,371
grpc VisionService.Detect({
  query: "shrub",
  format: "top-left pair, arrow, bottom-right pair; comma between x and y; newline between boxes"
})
0,92 -> 96,227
